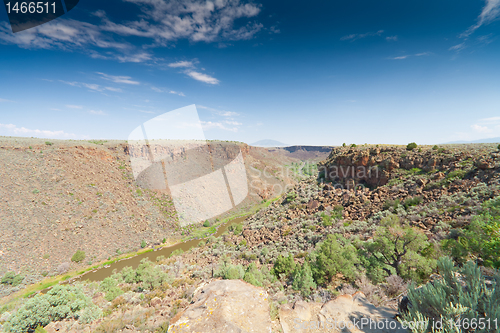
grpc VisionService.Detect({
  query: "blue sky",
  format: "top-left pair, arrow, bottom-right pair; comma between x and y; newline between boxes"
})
0,0 -> 500,145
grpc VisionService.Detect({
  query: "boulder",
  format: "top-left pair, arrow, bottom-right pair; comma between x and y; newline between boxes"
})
279,292 -> 407,333
168,280 -> 272,333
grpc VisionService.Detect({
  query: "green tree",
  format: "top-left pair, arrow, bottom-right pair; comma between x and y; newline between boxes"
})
366,214 -> 435,281
406,142 -> 417,151
291,261 -> 316,296
71,250 -> 86,263
310,234 -> 359,285
272,253 -> 296,279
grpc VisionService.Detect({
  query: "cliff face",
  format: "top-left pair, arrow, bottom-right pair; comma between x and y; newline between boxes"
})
318,145 -> 500,188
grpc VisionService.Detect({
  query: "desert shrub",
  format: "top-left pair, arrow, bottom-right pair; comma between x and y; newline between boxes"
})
291,261 -> 316,296
383,199 -> 401,211
350,144 -> 357,148
399,257 -> 500,333
406,142 -> 417,151
243,263 -> 264,287
446,169 -> 466,180
56,262 -> 70,275
34,326 -> 47,333
140,240 -> 147,248
169,249 -> 184,257
1,272 -> 24,287
321,213 -> 333,227
365,214 -> 435,282
71,250 -> 86,263
310,234 -> 359,285
45,142 -> 52,146
229,223 -> 243,235
99,277 -> 123,301
437,147 -> 445,153
432,145 -> 438,150
214,257 -> 245,280
404,196 -> 422,209
286,191 -> 297,203
4,285 -> 101,333
203,220 -> 210,227
383,275 -> 407,298
272,254 -> 296,279
442,196 -> 500,268
134,259 -> 172,289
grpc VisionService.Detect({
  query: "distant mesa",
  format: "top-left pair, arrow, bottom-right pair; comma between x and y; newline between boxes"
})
251,139 -> 289,147
444,137 -> 500,144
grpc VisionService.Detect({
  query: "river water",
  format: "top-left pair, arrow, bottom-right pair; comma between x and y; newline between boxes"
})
72,216 -> 247,283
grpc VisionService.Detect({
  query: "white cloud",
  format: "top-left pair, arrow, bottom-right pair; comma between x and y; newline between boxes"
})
479,116 -> 500,124
0,123 -> 78,139
341,30 -> 384,41
104,0 -> 263,44
415,52 -> 431,56
449,42 -> 466,52
386,36 -> 398,41
66,105 -> 83,109
185,71 -> 219,84
151,86 -> 186,96
201,121 -> 238,132
96,72 -> 140,85
197,105 -> 239,117
471,124 -> 492,133
391,55 -> 409,60
168,61 -> 195,68
139,110 -> 155,114
59,80 -> 123,93
462,0 -> 500,37
0,98 -> 13,102
89,110 -> 107,115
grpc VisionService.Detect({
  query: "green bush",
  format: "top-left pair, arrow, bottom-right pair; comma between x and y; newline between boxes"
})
45,142 -> 53,146
243,263 -> 264,287
406,142 -> 417,151
310,234 -> 359,285
1,272 -> 24,286
272,253 -> 296,279
286,191 -> 297,203
4,285 -> 101,333
321,213 -> 333,227
141,240 -> 147,248
34,326 -> 47,333
442,196 -> 500,268
403,196 -> 422,209
432,145 -> 439,150
203,220 -> 210,227
99,277 -> 123,301
291,261 -> 316,296
229,223 -> 243,235
350,144 -> 357,148
71,250 -> 86,263
399,257 -> 500,333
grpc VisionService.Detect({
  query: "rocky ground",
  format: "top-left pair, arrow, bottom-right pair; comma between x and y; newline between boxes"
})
0,136 -> 329,298
1,142 -> 499,332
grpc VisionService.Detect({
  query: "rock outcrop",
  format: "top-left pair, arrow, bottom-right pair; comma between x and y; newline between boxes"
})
280,292 -> 407,333
168,279 -> 273,333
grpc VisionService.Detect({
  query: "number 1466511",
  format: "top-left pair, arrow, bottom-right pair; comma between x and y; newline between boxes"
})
6,2 -> 56,14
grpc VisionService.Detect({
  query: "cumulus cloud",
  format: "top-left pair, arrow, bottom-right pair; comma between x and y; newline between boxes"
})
471,124 -> 492,133
66,105 -> 83,109
341,30 -> 384,41
185,71 -> 219,84
0,123 -> 78,139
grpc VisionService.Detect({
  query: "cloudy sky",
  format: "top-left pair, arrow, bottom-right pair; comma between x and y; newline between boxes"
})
1,0 -> 500,145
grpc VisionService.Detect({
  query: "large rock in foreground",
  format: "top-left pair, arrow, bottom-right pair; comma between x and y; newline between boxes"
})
280,292 -> 407,333
168,279 -> 272,333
